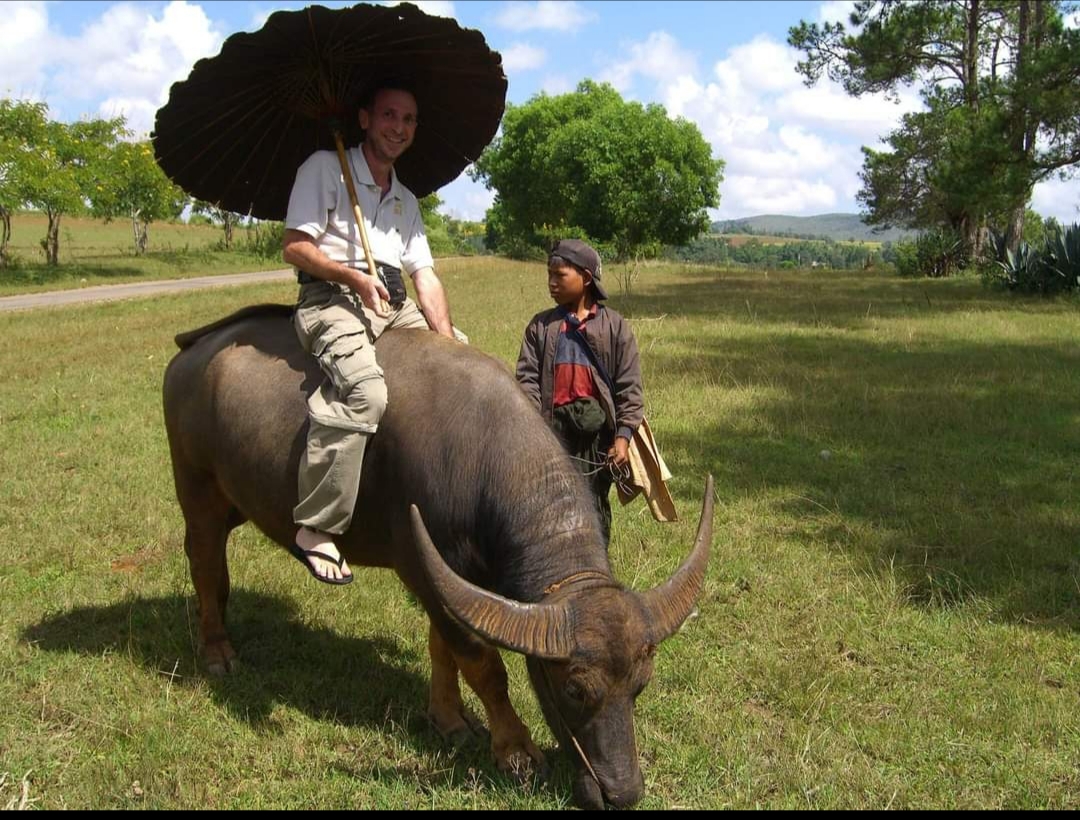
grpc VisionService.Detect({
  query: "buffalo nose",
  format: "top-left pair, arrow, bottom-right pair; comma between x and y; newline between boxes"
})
603,770 -> 646,809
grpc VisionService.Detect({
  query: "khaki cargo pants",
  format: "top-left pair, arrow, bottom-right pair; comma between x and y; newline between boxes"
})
293,279 -> 430,534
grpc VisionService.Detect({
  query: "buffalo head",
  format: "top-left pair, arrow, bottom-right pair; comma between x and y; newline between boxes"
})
410,476 -> 713,809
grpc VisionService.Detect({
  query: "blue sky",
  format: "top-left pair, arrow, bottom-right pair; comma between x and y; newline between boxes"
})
4,0 -> 1078,224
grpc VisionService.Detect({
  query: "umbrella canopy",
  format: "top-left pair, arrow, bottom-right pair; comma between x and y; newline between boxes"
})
152,2 -> 506,220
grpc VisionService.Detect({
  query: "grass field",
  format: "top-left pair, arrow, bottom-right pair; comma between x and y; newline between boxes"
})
1,257 -> 1079,809
0,212 -> 283,295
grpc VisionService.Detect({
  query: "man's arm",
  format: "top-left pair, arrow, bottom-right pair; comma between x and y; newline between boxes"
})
282,229 -> 390,317
410,266 -> 454,338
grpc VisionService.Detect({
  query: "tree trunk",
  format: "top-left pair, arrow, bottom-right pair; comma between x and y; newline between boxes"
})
0,206 -> 10,268
960,214 -> 984,260
131,210 -> 149,255
45,209 -> 60,266
1004,0 -> 1041,253
964,0 -> 980,111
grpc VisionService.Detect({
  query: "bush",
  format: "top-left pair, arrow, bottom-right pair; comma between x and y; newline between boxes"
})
1045,223 -> 1080,289
239,221 -> 285,259
888,228 -> 968,278
982,224 -> 1080,295
890,239 -> 921,277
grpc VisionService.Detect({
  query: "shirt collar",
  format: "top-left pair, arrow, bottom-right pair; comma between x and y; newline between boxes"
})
351,146 -> 403,200
558,302 -> 600,327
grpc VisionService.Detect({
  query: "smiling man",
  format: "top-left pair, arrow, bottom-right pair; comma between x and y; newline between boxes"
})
281,84 -> 457,586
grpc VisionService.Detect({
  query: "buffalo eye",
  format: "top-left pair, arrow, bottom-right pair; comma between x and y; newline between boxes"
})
564,679 -> 587,704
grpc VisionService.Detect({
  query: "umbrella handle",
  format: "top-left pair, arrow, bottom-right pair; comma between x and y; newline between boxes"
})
332,131 -> 391,315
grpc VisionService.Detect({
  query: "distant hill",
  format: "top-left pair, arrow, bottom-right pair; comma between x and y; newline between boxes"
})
711,213 -> 916,243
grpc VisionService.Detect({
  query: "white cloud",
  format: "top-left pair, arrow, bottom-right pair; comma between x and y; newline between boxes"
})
818,1 -> 856,25
721,175 -> 839,217
593,30 -> 910,219
0,1 -> 53,99
775,82 -> 922,142
538,74 -> 574,97
407,1 -> 457,18
494,1 -> 595,32
599,31 -> 697,94
50,1 -> 223,136
438,173 -> 496,222
719,36 -> 804,95
502,43 -> 547,72
1031,176 -> 1080,224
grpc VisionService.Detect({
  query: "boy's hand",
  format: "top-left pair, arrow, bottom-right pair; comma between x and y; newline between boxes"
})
607,436 -> 630,470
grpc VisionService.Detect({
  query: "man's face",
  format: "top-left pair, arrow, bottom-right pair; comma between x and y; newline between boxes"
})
359,88 -> 418,165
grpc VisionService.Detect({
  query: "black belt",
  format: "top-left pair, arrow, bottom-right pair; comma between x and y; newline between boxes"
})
298,264 -> 407,307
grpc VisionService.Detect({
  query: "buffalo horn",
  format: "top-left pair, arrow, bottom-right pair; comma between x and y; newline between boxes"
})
640,475 -> 714,643
409,505 -> 575,660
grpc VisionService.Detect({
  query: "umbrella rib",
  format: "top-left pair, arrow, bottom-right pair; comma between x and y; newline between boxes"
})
244,109 -> 308,211
206,100 -> 304,212
160,92 -> 291,184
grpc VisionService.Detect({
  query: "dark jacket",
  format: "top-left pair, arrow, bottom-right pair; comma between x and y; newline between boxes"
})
516,304 -> 644,441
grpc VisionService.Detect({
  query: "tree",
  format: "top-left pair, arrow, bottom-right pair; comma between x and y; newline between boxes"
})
790,0 -> 1080,256
191,200 -> 241,250
21,114 -> 126,265
471,80 -> 723,260
0,99 -> 48,267
92,141 -> 186,254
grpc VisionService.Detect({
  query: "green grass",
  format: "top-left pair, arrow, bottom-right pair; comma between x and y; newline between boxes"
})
2,259 -> 1079,809
0,212 -> 283,295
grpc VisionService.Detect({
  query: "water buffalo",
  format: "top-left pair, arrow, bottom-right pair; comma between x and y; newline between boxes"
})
162,303 -> 712,809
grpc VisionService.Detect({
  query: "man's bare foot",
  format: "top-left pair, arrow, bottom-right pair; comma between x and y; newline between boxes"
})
292,527 -> 353,584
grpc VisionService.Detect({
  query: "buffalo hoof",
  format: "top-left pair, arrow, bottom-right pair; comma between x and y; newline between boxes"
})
496,744 -> 548,786
428,708 -> 489,749
202,639 -> 238,676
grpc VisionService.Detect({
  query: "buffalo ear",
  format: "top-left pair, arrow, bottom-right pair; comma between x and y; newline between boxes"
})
410,505 -> 575,660
639,476 -> 713,644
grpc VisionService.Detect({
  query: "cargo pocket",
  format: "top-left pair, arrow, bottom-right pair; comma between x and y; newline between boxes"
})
313,326 -> 381,395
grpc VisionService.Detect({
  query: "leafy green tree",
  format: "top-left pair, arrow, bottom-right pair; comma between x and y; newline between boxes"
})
92,140 -> 186,254
0,99 -> 49,267
21,114 -> 126,265
471,80 -> 723,261
790,0 -> 1080,256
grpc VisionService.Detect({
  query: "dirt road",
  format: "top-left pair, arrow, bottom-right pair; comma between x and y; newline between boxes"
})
0,269 -> 295,313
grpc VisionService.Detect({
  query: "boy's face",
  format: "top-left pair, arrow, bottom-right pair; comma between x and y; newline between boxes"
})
548,262 -> 592,307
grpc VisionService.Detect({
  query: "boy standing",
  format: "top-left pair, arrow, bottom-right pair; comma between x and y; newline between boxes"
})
516,239 -> 644,544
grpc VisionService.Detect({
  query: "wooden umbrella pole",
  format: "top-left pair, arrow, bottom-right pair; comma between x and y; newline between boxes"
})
332,129 -> 390,314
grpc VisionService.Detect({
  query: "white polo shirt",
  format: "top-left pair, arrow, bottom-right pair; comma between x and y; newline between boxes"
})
285,146 -> 434,276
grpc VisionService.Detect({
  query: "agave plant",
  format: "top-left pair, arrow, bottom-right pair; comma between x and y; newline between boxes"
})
1044,223 -> 1080,290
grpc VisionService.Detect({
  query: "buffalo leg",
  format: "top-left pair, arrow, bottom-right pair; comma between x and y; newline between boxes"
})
428,626 -> 545,777
426,623 -> 488,746
177,472 -> 236,675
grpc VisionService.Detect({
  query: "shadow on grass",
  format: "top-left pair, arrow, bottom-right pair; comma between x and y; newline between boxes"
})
620,269 -> 1080,631
652,330 -> 1080,630
20,590 -> 568,804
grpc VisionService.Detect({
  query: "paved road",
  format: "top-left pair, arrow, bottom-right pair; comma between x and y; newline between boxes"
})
0,269 -> 296,312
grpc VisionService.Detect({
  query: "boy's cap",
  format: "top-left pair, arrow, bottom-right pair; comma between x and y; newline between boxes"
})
549,239 -> 608,300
